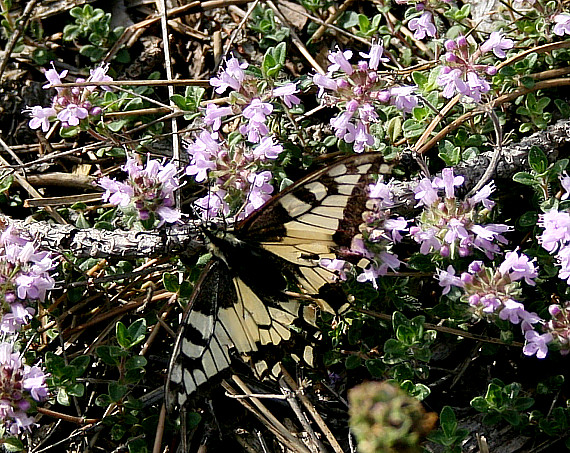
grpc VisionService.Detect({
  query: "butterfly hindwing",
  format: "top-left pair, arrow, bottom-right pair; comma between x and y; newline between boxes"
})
166,259 -> 299,411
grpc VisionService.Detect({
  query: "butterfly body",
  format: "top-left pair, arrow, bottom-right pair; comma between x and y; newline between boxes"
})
166,152 -> 392,412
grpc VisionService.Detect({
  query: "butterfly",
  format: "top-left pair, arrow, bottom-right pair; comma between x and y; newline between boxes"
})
165,152 -> 392,411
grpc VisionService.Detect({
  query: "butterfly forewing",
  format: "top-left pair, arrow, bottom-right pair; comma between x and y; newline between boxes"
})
238,152 -> 390,295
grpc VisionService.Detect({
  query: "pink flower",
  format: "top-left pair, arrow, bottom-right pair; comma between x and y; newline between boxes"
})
57,103 -> 89,126
43,63 -> 68,92
480,32 -> 514,59
327,49 -> 353,74
203,104 -> 233,131
553,14 -> 570,37
359,43 -> 389,70
437,67 -> 468,98
272,83 -> 301,108
27,106 -> 56,132
523,330 -> 553,359
408,11 -> 436,40
389,85 -> 419,113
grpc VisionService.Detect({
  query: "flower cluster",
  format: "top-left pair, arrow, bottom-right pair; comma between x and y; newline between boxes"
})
27,63 -> 112,131
0,342 -> 48,434
0,226 -> 56,334
538,206 -> 570,284
99,157 -> 181,226
186,130 -> 282,219
411,168 -> 510,259
437,32 -> 513,101
185,57 -> 299,220
438,251 -> 550,357
321,177 -> 406,288
313,44 -> 419,152
208,57 -> 301,143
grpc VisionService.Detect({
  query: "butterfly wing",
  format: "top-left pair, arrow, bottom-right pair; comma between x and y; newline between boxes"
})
167,152 -> 391,409
166,259 -> 298,411
236,152 -> 391,297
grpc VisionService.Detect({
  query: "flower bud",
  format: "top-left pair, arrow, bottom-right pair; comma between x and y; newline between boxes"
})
549,304 -> 562,317
469,294 -> 480,305
376,90 -> 391,103
486,65 -> 497,75
444,40 -> 457,51
468,260 -> 483,273
459,246 -> 470,257
82,101 -> 92,110
347,99 -> 360,113
90,106 -> 102,116
456,36 -> 468,48
445,53 -> 458,63
139,209 -> 150,220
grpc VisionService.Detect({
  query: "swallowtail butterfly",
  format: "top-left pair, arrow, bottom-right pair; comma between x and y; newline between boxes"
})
166,152 -> 392,411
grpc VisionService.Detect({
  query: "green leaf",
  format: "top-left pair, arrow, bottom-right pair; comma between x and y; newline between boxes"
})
70,355 -> 91,377
514,396 -> 535,411
341,11 -> 360,28
2,437 -> 24,452
111,423 -> 127,441
502,409 -> 522,426
186,411 -> 202,429
528,146 -> 548,173
67,383 -> 85,397
179,280 -> 194,300
440,406 -> 458,437
163,272 -> 180,292
57,387 -> 70,406
127,318 -> 147,347
396,325 -> 415,344
345,355 -> 362,369
470,396 -> 489,412
0,174 -> 13,193
365,359 -> 386,377
95,393 -> 112,407
555,99 -> 570,118
412,71 -> 427,89
513,172 -> 539,186
128,438 -> 149,453
109,382 -> 128,402
116,321 -> 131,349
520,76 -> 535,89
126,355 -> 147,370
96,345 -> 127,366
117,319 -> 147,350
358,13 -> 370,31
385,116 -> 402,142
518,211 -> 539,228
273,41 -> 287,65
